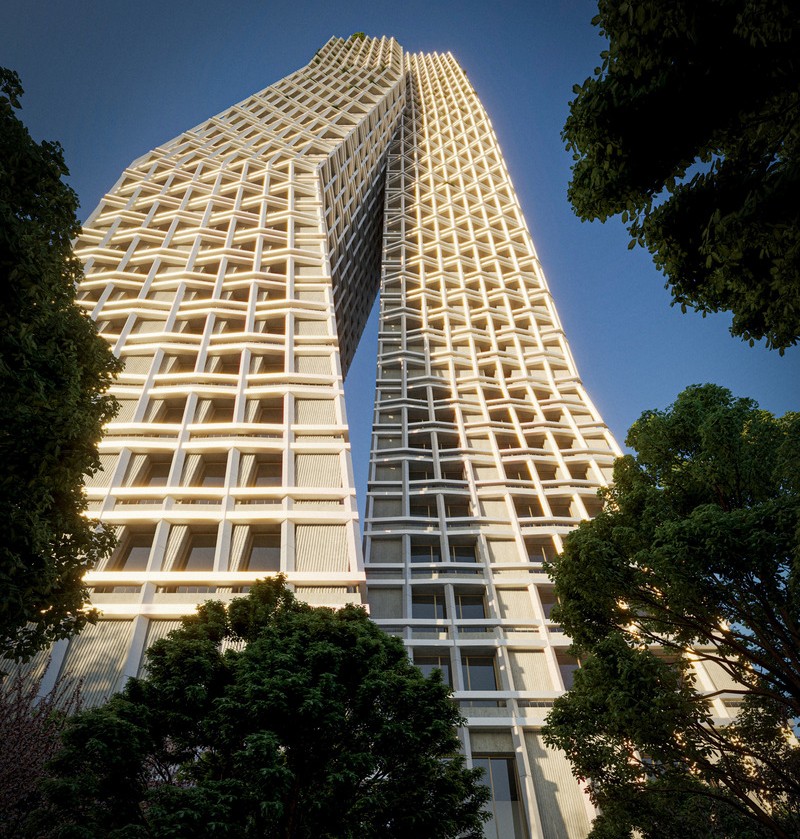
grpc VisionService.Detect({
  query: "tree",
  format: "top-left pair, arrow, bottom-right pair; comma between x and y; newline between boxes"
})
544,384 -> 800,838
563,1 -> 800,351
32,578 -> 490,838
0,68 -> 120,663
0,667 -> 82,838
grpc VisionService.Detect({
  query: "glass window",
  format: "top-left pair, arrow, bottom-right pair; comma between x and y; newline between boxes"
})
539,589 -> 557,620
473,756 -> 526,839
206,401 -> 234,423
445,501 -> 470,517
412,593 -> 446,619
154,400 -> 186,424
160,353 -> 196,374
253,459 -> 282,486
456,593 -> 486,620
256,399 -> 283,424
504,463 -> 529,481
409,463 -> 434,481
200,461 -> 227,487
557,653 -> 580,690
216,354 -> 241,374
414,654 -> 451,686
410,500 -> 436,517
450,544 -> 477,562
408,433 -> 432,451
410,543 -> 441,563
258,357 -> 284,375
182,534 -> 216,571
462,655 -> 498,691
441,464 -> 465,481
514,499 -> 543,518
145,461 -> 171,486
245,533 -> 280,572
117,533 -> 152,571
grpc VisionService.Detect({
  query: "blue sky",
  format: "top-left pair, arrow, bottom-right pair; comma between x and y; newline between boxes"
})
4,0 -> 797,513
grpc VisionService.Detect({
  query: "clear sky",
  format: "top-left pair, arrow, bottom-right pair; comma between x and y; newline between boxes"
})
4,0 -> 797,519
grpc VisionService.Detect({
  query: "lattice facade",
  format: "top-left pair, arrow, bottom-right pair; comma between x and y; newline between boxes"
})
21,35 -> 683,839
362,51 -> 618,838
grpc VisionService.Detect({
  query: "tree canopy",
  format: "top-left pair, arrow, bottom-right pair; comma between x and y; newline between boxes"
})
563,1 -> 800,351
544,384 -> 800,838
32,578 -> 490,838
0,68 -> 120,663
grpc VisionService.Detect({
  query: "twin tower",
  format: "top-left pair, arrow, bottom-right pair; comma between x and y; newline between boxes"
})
43,36 -> 620,838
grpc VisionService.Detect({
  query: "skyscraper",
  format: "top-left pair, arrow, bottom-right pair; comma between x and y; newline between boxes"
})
32,35 -> 621,838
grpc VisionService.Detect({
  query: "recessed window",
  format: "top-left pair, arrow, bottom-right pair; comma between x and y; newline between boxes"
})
244,532 -> 281,572
160,353 -> 196,374
535,464 -> 557,481
225,287 -> 250,303
180,316 -> 207,335
408,432 -> 432,450
514,498 -> 544,518
125,456 -> 172,487
409,463 -> 434,481
505,463 -> 530,481
116,533 -> 153,571
410,543 -> 441,563
445,500 -> 470,518
450,544 -> 477,562
495,434 -> 519,450
181,534 -> 217,571
254,398 -> 283,424
440,463 -> 465,481
548,499 -> 573,518
214,318 -> 246,335
258,317 -> 285,336
253,458 -> 282,486
473,756 -> 526,839
567,463 -> 590,481
539,589 -> 557,620
412,593 -> 446,620
200,460 -> 227,487
203,400 -> 234,423
557,653 -> 580,689
525,538 -> 557,564
462,655 -> 498,691
456,593 -> 485,620
409,499 -> 436,517
255,355 -> 285,375
212,354 -> 241,375
414,653 -> 451,686
145,461 -> 172,486
151,399 -> 186,424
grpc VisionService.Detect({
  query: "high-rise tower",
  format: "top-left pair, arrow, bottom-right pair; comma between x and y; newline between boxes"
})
28,36 -> 622,838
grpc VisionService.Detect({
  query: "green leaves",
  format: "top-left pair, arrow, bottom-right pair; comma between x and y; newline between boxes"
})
0,68 -> 121,664
545,385 -> 800,838
33,580 -> 490,838
563,0 -> 800,349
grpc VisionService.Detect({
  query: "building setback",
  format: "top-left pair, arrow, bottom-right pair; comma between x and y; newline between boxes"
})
32,35 -> 623,838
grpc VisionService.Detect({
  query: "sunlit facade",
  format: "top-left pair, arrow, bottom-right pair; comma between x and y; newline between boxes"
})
29,35 -> 630,837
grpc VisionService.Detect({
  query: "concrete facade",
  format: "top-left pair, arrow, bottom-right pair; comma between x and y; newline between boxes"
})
32,36 -> 630,838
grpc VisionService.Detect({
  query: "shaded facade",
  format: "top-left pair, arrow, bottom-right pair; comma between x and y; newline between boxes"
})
32,36 -> 627,838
